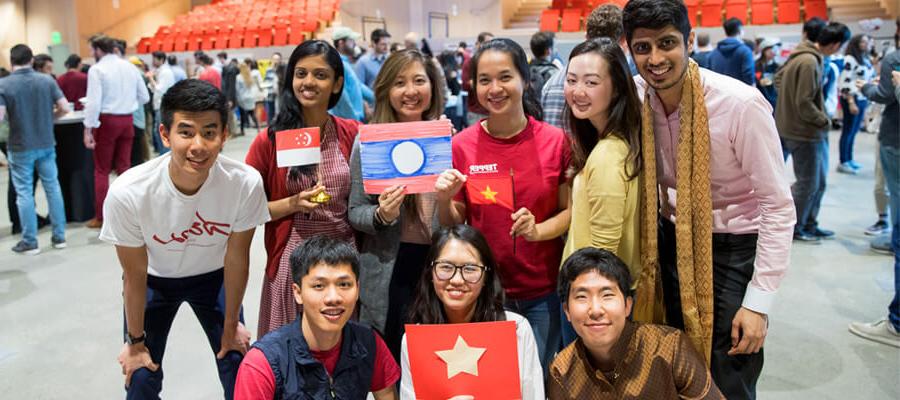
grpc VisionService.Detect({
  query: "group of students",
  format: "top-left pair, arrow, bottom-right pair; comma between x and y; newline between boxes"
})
102,0 -> 798,399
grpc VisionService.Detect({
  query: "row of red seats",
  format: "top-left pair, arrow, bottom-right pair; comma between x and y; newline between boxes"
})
137,0 -> 341,53
138,23 -> 310,53
540,0 -> 828,32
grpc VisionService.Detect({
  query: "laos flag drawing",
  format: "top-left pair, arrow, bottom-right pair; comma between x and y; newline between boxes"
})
359,120 -> 453,194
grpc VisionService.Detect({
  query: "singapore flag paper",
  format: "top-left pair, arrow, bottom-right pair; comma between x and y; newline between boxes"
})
275,128 -> 321,167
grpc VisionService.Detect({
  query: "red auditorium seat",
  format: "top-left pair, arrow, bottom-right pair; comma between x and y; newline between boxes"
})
215,29 -> 230,50
685,0 -> 700,27
257,28 -> 273,47
561,8 -> 582,32
137,38 -> 151,54
724,0 -> 748,23
776,0 -> 800,23
289,29 -> 306,45
160,36 -> 175,52
274,24 -> 289,46
701,0 -> 723,27
242,30 -> 258,48
229,28 -> 244,49
751,0 -> 774,25
187,35 -> 201,51
804,0 -> 827,20
540,9 -> 561,32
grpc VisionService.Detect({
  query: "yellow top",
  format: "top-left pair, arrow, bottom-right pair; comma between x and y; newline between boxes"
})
562,134 -> 641,287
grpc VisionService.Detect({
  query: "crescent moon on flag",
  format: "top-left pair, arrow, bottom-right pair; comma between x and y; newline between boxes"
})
300,132 -> 312,146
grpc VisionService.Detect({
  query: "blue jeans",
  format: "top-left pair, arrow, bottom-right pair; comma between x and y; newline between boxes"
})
126,268 -> 243,400
151,110 -> 169,155
506,291 -> 561,376
783,138 -> 828,234
264,100 -> 275,126
880,145 -> 900,331
839,97 -> 868,164
8,147 -> 66,245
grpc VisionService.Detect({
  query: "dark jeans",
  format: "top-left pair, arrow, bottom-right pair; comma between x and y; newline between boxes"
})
659,217 -> 764,400
383,242 -> 430,362
125,268 -> 243,400
151,110 -> 168,155
880,145 -> 900,331
506,291 -> 562,377
238,107 -> 259,135
782,137 -> 828,234
839,97 -> 868,164
263,99 -> 276,126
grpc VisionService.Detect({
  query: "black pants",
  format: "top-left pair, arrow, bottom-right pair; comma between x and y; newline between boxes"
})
238,107 -> 258,135
383,242 -> 430,362
659,217 -> 764,400
125,269 -> 244,400
131,127 -> 146,167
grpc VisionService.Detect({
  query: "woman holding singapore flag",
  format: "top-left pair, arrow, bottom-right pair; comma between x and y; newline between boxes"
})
246,40 -> 360,338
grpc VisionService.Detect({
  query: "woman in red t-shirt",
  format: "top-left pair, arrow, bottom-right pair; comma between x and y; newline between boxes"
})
434,38 -> 571,372
245,40 -> 359,338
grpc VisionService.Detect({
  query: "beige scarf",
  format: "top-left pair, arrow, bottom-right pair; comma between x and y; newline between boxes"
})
633,60 -> 714,365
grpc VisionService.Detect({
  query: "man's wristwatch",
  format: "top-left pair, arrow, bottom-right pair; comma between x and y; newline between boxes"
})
126,331 -> 146,345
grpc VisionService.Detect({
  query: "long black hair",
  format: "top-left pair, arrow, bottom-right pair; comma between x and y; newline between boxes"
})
565,38 -> 642,180
408,225 -> 506,325
845,34 -> 871,65
270,40 -> 344,178
469,38 -> 543,121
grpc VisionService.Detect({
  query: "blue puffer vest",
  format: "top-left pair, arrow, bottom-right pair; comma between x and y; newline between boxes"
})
252,319 -> 376,399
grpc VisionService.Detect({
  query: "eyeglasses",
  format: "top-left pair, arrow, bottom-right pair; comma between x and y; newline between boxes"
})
431,261 -> 488,283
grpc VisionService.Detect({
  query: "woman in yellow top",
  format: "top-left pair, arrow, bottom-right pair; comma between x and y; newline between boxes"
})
560,38 -> 643,345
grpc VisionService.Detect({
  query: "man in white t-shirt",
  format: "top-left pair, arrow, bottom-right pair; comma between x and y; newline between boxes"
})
100,79 -> 270,399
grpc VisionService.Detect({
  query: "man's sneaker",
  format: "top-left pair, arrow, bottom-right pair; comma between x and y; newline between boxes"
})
811,228 -> 835,239
51,236 -> 67,249
84,218 -> 102,229
848,318 -> 900,348
848,160 -> 862,170
12,241 -> 40,255
837,162 -> 857,174
870,236 -> 894,255
793,232 -> 822,243
865,220 -> 891,236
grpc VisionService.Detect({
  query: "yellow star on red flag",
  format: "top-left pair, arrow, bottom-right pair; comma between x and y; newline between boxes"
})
480,185 -> 498,203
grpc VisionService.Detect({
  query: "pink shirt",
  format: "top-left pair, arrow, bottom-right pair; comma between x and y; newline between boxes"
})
636,69 -> 795,315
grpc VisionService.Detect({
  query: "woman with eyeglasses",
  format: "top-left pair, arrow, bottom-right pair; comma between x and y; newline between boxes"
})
399,224 -> 544,399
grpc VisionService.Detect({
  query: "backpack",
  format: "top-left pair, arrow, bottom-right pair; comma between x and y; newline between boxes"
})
529,59 -> 558,95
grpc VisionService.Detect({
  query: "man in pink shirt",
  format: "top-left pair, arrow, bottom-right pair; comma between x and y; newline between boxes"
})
623,1 -> 795,399
197,54 -> 221,90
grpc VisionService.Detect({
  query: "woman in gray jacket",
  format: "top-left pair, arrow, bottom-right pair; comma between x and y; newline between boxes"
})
348,49 -> 447,360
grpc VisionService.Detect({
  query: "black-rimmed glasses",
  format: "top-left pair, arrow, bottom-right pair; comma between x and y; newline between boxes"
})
431,261 -> 488,283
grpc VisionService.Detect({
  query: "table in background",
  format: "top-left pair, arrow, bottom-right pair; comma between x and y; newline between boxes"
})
54,111 -> 94,222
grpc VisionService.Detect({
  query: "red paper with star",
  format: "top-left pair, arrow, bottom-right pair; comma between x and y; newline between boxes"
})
465,175 -> 514,211
405,320 -> 521,399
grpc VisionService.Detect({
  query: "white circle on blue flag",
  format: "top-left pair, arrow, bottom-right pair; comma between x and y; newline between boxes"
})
391,140 -> 425,175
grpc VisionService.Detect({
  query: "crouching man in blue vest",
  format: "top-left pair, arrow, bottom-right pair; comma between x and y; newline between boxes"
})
234,235 -> 400,399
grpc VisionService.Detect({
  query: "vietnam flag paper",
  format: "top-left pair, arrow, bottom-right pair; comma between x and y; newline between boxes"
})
359,120 -> 452,194
466,174 -> 514,211
275,128 -> 321,167
406,320 -> 521,399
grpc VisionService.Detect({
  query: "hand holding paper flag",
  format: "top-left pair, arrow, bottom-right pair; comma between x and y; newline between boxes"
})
275,128 -> 321,167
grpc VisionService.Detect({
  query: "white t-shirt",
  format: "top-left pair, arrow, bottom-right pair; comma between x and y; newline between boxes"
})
399,311 -> 545,400
100,153 -> 270,278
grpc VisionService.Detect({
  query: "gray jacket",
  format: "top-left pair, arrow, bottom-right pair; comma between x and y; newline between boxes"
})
861,49 -> 899,149
348,137 -> 418,332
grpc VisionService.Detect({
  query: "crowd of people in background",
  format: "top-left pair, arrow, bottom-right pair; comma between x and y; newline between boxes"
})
0,0 -> 897,398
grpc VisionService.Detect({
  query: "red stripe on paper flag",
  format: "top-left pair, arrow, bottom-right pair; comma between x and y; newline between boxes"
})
275,128 -> 321,167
